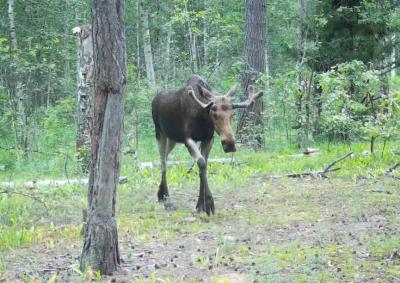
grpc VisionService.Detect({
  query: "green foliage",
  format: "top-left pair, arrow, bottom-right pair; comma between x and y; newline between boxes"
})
317,61 -> 399,145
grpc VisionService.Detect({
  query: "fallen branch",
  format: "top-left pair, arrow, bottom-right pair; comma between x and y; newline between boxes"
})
383,162 -> 400,175
321,151 -> 354,175
262,151 -> 354,179
1,176 -> 128,188
264,168 -> 340,179
387,174 -> 400,180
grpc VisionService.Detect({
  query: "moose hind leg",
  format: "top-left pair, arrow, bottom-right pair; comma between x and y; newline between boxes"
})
185,138 -> 214,215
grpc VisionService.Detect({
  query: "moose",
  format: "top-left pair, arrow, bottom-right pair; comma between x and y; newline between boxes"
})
151,75 -> 263,215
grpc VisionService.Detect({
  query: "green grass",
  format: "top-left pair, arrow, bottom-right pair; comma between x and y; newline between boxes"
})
1,140 -> 399,251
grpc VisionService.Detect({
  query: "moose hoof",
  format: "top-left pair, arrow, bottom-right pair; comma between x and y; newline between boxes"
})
164,199 -> 176,211
196,196 -> 215,216
157,186 -> 169,202
157,193 -> 168,202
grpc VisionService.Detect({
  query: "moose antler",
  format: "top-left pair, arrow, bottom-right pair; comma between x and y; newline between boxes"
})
187,86 -> 214,109
232,85 -> 263,109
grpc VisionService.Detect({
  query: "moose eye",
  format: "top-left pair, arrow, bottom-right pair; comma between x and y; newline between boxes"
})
211,106 -> 217,112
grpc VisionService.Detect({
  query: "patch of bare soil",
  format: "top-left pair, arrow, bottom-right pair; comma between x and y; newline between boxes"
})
1,177 -> 399,282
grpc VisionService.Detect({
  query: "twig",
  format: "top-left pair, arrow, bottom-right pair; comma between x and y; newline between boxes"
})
264,168 -> 340,179
387,174 -> 400,180
262,151 -> 353,179
0,189 -> 49,214
206,61 -> 222,81
321,151 -> 354,176
384,162 -> 400,175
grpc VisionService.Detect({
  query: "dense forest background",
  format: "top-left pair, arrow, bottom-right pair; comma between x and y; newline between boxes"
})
0,0 -> 399,176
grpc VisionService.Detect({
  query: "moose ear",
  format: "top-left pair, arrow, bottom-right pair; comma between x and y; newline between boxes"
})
226,84 -> 238,97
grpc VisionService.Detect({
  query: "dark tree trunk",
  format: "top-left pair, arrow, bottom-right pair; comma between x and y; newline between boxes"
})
80,0 -> 127,275
236,0 -> 266,148
295,0 -> 308,149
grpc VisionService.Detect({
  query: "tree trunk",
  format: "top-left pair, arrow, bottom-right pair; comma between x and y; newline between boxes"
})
75,25 -> 94,173
203,0 -> 208,68
8,0 -> 28,156
140,0 -> 156,88
62,0 -> 69,95
295,0 -> 308,149
236,0 -> 266,148
391,33 -> 396,78
80,0 -> 127,275
186,2 -> 198,73
164,22 -> 172,83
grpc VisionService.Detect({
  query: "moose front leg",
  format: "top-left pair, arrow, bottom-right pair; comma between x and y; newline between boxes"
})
157,136 -> 175,202
185,138 -> 214,215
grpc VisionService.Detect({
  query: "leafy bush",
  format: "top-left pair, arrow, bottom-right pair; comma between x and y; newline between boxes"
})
317,60 -> 399,147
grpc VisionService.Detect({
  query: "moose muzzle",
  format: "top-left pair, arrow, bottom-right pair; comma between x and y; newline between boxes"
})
221,139 -> 236,153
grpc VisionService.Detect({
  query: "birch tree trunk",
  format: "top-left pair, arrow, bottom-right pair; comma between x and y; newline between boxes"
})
80,0 -> 127,275
62,0 -> 69,93
8,0 -> 28,156
186,2 -> 198,73
236,0 -> 266,148
391,33 -> 397,78
164,23 -> 172,82
203,1 -> 208,68
74,25 -> 94,173
140,0 -> 156,88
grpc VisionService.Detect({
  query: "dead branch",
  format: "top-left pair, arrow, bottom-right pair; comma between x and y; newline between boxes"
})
384,162 -> 400,175
1,176 -> 128,188
387,174 -> 400,180
0,189 -> 49,214
322,151 -> 354,175
264,168 -> 340,179
262,151 -> 354,179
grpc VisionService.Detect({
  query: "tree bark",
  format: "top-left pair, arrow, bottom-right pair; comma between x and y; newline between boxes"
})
295,0 -> 308,149
62,0 -> 69,94
236,0 -> 266,148
80,0 -> 127,275
186,2 -> 198,73
391,33 -> 396,78
75,25 -> 94,173
8,0 -> 28,156
203,0 -> 208,68
140,0 -> 156,88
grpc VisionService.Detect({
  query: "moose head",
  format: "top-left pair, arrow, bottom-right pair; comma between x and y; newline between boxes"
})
187,84 -> 263,153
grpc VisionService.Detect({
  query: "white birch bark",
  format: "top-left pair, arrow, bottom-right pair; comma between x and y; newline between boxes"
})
74,25 -> 94,172
8,0 -> 28,155
391,33 -> 397,78
140,0 -> 156,88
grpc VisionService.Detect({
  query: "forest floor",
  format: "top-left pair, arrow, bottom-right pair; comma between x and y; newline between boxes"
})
1,175 -> 400,282
1,146 -> 400,282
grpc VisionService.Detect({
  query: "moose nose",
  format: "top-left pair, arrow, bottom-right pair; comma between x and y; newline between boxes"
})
221,140 -> 236,153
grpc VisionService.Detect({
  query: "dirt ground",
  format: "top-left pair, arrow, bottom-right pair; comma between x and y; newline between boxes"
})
1,176 -> 400,283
